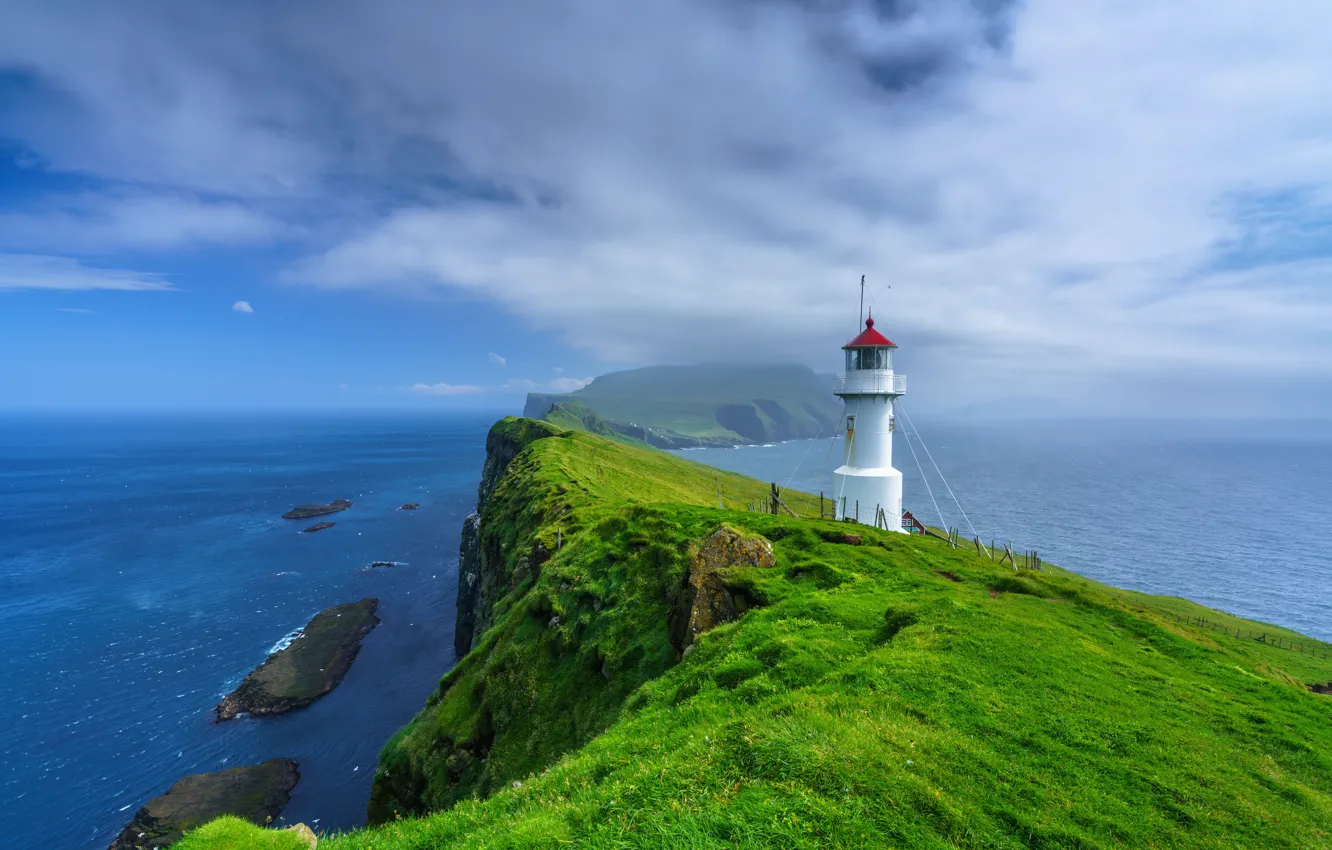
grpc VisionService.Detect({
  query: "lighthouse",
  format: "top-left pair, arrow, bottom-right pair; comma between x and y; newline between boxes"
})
833,314 -> 907,530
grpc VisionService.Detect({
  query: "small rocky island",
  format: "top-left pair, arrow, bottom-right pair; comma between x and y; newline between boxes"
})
400,502 -> 420,510
302,521 -> 336,533
216,599 -> 380,721
282,498 -> 352,520
109,758 -> 299,850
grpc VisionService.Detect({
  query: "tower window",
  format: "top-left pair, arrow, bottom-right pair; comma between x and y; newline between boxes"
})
847,347 -> 891,370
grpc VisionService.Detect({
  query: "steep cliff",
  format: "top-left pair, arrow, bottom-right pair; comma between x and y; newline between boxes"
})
453,417 -> 564,656
369,421 -> 810,823
185,419 -> 1332,850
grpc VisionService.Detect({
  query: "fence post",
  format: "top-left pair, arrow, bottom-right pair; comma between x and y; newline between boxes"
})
855,500 -> 859,523
820,492 -> 824,519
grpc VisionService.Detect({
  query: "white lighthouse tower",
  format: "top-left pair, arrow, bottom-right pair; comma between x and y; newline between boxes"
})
833,314 -> 907,530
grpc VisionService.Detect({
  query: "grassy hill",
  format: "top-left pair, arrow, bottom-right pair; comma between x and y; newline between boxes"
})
180,419 -> 1332,849
523,364 -> 842,447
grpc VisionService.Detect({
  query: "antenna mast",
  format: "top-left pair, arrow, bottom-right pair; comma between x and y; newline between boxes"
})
858,274 -> 865,328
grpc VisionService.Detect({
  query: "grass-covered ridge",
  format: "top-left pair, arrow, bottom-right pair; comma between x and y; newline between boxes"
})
182,420 -> 1332,849
524,363 -> 842,447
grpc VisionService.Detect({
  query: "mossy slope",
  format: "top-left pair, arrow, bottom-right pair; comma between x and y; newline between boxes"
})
183,420 -> 1332,849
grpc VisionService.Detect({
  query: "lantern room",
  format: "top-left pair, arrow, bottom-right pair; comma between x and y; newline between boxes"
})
842,315 -> 897,373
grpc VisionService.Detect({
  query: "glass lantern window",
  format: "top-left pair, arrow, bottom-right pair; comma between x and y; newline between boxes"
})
846,347 -> 893,370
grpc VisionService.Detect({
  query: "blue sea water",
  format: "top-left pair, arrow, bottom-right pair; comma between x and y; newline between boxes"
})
678,418 -> 1332,644
2,413 -> 1330,849
0,413 -> 493,849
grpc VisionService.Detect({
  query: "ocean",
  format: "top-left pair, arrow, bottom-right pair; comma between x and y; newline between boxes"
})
0,413 -> 492,849
2,413 -> 1329,848
676,417 -> 1332,644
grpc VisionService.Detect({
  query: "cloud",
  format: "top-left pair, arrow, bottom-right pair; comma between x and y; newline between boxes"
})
502,378 -> 539,393
548,376 -> 594,392
488,352 -> 507,367
502,376 -> 593,394
232,300 -> 254,313
405,382 -> 486,396
0,191 -> 287,254
54,307 -> 94,313
6,0 -> 1332,408
0,254 -> 174,291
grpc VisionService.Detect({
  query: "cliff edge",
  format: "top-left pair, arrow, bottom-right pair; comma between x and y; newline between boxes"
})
184,418 -> 1332,850
453,417 -> 565,656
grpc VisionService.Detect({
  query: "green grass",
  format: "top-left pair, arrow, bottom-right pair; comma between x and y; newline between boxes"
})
174,817 -> 311,850
181,420 -> 1332,849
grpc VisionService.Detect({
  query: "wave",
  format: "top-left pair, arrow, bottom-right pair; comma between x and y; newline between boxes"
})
268,625 -> 306,656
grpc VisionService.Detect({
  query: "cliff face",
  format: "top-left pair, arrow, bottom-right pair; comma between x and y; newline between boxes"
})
369,420 -> 803,824
454,417 -> 564,656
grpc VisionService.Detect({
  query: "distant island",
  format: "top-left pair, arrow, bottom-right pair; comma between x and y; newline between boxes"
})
216,599 -> 379,721
523,363 -> 842,448
281,499 -> 352,520
301,521 -> 335,533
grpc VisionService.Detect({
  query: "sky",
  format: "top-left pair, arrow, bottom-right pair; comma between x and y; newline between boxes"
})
1,0 -> 1331,414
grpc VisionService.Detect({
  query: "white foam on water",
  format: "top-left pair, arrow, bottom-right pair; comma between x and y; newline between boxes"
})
268,626 -> 306,655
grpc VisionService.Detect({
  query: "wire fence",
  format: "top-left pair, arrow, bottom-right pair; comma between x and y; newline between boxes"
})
737,484 -> 1331,666
1166,612 -> 1330,658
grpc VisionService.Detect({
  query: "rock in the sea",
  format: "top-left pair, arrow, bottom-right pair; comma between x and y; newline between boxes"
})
282,499 -> 352,520
216,599 -> 379,721
400,503 -> 420,510
368,561 -> 398,569
108,758 -> 299,850
302,521 -> 336,533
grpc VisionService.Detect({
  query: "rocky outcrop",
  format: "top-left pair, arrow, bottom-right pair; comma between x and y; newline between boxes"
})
670,526 -> 775,654
454,513 -> 484,656
282,499 -> 351,520
217,599 -> 379,720
302,521 -> 336,533
108,759 -> 298,849
286,823 -> 318,848
454,418 -> 564,656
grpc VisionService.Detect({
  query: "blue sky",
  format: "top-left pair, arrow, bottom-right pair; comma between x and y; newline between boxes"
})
2,0 -> 1331,414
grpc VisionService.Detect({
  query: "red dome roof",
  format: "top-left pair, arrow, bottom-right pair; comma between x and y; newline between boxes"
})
843,316 -> 897,349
